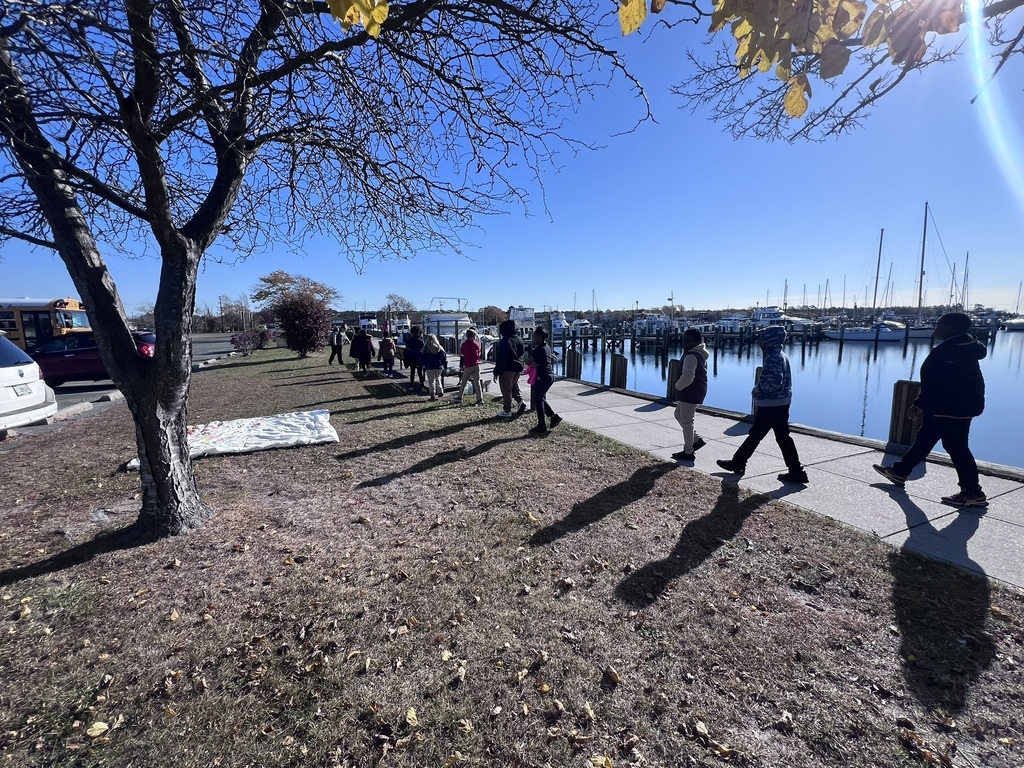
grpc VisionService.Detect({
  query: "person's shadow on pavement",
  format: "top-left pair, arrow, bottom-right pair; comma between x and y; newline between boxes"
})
884,488 -> 994,712
614,482 -> 769,608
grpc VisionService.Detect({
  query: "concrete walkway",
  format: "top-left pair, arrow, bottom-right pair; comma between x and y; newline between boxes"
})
540,379 -> 1024,590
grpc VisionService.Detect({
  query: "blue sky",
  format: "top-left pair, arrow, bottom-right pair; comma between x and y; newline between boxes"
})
3,16 -> 1023,317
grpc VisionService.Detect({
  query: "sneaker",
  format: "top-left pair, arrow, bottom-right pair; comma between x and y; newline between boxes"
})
497,410 -> 514,418
453,397 -> 462,403
673,451 -> 696,462
516,401 -> 527,415
940,492 -> 988,508
716,459 -> 745,475
778,470 -> 809,484
872,464 -> 907,486
475,399 -> 484,405
428,397 -> 437,402
530,425 -> 548,434
693,436 -> 707,452
549,415 -> 563,428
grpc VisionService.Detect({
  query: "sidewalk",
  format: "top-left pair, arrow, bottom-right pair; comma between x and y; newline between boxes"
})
540,379 -> 1024,590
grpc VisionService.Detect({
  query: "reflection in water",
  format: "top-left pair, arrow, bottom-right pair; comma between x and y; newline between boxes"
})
567,332 -> 1020,467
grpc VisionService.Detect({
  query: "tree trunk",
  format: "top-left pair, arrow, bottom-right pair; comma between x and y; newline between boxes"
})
123,376 -> 212,535
2,44 -> 217,536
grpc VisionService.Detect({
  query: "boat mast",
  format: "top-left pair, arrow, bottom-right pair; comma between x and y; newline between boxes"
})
917,202 -> 928,325
1016,281 -> 1022,314
870,228 -> 884,319
962,252 -> 970,310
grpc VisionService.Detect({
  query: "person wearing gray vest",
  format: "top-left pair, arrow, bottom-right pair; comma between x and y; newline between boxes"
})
671,328 -> 709,462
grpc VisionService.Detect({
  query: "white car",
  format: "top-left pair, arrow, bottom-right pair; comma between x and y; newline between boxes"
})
0,330 -> 58,438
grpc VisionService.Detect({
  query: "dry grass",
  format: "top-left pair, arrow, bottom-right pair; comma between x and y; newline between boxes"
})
1,349 -> 1022,768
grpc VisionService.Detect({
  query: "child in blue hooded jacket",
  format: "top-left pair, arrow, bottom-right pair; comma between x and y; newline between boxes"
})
717,325 -> 808,484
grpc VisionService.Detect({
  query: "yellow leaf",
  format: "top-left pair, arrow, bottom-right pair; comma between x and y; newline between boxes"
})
834,0 -> 867,38
819,40 -> 852,79
169,609 -> 179,621
406,707 -> 419,727
861,5 -> 888,48
618,0 -> 647,36
784,80 -> 808,117
86,722 -> 109,738
588,756 -> 613,768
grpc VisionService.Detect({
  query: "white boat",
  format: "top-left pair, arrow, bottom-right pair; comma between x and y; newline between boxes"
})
750,306 -> 784,327
391,315 -> 412,335
569,318 -> 593,333
1004,317 -> 1024,332
823,321 -> 905,342
716,313 -> 749,333
420,311 -> 473,339
549,311 -> 570,337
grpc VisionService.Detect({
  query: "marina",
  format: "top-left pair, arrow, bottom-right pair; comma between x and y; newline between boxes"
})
564,330 -> 1023,469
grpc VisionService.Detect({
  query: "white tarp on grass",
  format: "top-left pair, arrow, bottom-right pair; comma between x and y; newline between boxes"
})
126,409 -> 338,469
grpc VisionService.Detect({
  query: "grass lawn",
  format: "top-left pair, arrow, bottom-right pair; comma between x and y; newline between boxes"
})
1,348 -> 1022,767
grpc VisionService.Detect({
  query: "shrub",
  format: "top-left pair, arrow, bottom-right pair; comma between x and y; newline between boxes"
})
230,331 -> 263,355
271,291 -> 331,357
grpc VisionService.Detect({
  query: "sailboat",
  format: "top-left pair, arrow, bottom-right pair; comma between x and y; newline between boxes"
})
904,202 -> 939,340
823,229 -> 903,342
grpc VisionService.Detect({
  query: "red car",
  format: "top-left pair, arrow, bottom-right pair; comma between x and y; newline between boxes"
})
31,331 -> 155,387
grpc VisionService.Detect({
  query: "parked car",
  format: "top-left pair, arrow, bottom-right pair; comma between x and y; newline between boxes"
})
30,331 -> 155,387
0,330 -> 58,437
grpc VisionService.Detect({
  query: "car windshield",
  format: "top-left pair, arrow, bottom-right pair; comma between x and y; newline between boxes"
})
0,335 -> 34,367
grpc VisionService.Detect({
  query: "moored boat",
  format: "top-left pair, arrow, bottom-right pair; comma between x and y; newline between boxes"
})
823,321 -> 905,342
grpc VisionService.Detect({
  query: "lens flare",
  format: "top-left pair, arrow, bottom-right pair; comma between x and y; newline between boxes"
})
966,0 -> 1024,214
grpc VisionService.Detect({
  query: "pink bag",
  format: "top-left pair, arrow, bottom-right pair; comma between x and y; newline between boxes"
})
525,363 -> 537,385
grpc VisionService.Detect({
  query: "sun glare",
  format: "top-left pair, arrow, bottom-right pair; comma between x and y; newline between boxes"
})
966,0 -> 1024,215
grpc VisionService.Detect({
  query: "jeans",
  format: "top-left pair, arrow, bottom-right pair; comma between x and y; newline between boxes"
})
531,375 -> 556,427
893,414 -> 982,495
674,401 -> 697,452
732,403 -> 802,471
424,369 -> 443,398
498,371 -> 522,413
328,345 -> 341,365
458,365 -> 482,401
382,357 -> 394,375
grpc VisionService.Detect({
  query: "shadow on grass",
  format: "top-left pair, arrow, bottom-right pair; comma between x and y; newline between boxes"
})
529,462 -> 679,548
614,482 -> 769,608
357,437 -> 512,487
0,521 -> 157,588
883,488 -> 994,712
334,419 -> 483,461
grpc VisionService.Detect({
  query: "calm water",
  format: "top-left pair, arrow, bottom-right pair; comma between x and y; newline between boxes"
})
568,332 -> 1024,469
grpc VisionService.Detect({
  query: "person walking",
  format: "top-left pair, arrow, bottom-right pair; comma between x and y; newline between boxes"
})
528,327 -> 562,433
493,319 -> 526,417
328,326 -> 343,365
455,328 -> 484,405
716,325 -> 809,484
404,325 -> 425,393
421,333 -> 447,401
350,328 -> 375,374
377,332 -> 397,377
873,312 -> 987,507
671,327 -> 709,462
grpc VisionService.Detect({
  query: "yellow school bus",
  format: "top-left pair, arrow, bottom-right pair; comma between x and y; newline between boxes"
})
0,298 -> 91,351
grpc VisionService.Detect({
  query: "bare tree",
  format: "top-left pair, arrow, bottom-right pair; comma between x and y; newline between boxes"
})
383,293 -> 416,313
654,0 -> 1024,141
0,0 -> 639,534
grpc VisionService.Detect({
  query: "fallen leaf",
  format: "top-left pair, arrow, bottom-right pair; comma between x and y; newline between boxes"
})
86,722 -> 109,738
